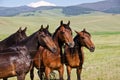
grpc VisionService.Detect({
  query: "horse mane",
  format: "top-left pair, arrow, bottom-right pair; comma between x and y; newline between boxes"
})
18,31 -> 38,45
82,30 -> 91,37
19,27 -> 52,46
69,35 -> 80,54
42,28 -> 52,36
0,31 -> 20,47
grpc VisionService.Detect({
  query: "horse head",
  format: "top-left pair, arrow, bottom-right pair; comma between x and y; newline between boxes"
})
56,20 -> 74,48
75,28 -> 95,52
13,27 -> 27,44
37,25 -> 57,53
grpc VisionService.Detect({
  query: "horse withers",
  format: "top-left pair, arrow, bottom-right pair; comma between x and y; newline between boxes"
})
64,29 -> 95,80
0,25 -> 57,80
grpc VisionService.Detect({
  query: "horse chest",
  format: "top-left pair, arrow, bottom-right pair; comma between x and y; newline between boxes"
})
66,52 -> 81,67
43,53 -> 62,68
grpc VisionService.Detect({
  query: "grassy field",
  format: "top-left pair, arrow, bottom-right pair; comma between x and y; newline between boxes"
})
0,13 -> 120,80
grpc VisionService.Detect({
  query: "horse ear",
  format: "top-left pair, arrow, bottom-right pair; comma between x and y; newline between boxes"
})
60,20 -> 63,25
41,25 -> 43,29
83,28 -> 86,32
39,25 -> 44,31
67,21 -> 70,25
46,25 -> 49,30
41,25 -> 44,30
75,30 -> 79,34
22,27 -> 27,32
17,27 -> 22,33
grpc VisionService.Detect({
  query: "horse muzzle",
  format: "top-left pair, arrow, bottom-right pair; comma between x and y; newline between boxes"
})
66,42 -> 75,48
50,47 -> 57,53
89,47 -> 95,52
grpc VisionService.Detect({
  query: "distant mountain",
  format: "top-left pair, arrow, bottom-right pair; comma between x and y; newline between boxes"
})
79,0 -> 120,13
0,6 -> 96,16
0,0 -> 119,16
62,6 -> 95,16
0,6 -> 35,16
0,6 -> 62,16
62,0 -> 120,15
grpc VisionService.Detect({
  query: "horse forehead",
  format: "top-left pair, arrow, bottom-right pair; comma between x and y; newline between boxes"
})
40,31 -> 46,35
60,26 -> 71,32
21,32 -> 27,37
14,33 -> 22,39
60,26 -> 66,30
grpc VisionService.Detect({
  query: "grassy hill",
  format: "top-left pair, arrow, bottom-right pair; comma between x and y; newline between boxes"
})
0,13 -> 120,80
0,13 -> 120,37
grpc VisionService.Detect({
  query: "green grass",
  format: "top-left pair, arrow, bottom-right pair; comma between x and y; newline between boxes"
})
0,13 -> 120,80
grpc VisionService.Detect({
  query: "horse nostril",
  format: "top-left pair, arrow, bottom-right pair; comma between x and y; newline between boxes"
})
68,43 -> 74,48
90,47 -> 95,52
52,47 -> 57,53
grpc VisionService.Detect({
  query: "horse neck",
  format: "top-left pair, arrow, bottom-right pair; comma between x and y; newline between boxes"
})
70,35 -> 84,64
18,32 -> 38,53
53,33 -> 63,55
0,34 -> 17,49
74,35 -> 84,62
73,35 -> 83,55
74,35 -> 82,48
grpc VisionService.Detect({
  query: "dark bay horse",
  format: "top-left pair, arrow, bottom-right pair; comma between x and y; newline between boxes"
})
30,21 -> 74,80
0,27 -> 27,50
0,26 -> 57,80
64,29 -> 95,80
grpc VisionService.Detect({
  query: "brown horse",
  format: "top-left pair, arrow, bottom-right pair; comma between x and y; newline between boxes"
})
64,29 -> 95,80
0,26 -> 57,80
30,20 -> 74,80
0,27 -> 27,80
0,27 -> 27,50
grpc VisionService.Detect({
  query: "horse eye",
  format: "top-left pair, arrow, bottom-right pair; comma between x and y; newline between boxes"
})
81,37 -> 85,39
40,34 -> 46,38
46,34 -> 50,36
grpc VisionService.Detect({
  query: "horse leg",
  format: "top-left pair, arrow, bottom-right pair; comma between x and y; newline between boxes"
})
66,65 -> 72,80
76,67 -> 82,80
37,68 -> 44,80
45,67 -> 51,80
17,73 -> 26,80
3,78 -> 7,80
58,65 -> 64,80
30,66 -> 34,80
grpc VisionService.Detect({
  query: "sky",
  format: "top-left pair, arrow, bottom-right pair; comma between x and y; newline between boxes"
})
0,0 -> 104,7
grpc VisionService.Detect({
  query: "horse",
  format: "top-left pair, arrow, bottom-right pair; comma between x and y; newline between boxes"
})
0,27 -> 27,50
0,25 -> 57,80
30,20 -> 74,80
64,29 -> 95,80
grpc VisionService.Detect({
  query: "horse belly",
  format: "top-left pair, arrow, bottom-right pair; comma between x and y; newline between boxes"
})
0,62 -> 16,78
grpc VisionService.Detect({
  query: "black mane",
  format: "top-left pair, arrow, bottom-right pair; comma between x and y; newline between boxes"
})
82,30 -> 91,36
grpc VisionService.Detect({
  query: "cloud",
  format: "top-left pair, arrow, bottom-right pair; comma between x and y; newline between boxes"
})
27,0 -> 56,8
